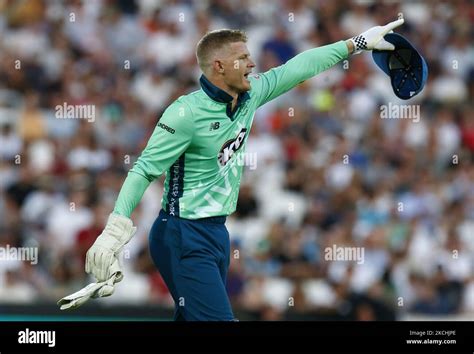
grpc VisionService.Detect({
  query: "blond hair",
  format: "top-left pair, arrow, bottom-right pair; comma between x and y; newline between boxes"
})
196,29 -> 247,72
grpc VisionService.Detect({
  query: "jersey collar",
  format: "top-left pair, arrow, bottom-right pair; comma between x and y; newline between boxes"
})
199,74 -> 250,120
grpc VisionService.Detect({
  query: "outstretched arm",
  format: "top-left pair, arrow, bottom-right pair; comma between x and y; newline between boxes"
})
252,16 -> 404,107
252,40 -> 349,107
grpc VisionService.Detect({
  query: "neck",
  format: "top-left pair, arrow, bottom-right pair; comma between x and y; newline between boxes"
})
205,74 -> 238,101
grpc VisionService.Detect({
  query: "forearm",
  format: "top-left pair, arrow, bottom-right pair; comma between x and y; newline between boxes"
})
286,40 -> 349,81
257,40 -> 350,105
113,171 -> 151,218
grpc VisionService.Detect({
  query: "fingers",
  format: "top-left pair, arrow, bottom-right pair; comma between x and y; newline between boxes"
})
374,40 -> 396,51
382,18 -> 404,34
85,252 -> 91,273
85,249 -> 103,279
114,273 -> 124,283
97,284 -> 115,297
96,254 -> 108,281
85,246 -> 118,282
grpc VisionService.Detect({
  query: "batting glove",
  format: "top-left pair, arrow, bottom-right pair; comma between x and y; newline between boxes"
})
85,213 -> 137,282
349,15 -> 404,53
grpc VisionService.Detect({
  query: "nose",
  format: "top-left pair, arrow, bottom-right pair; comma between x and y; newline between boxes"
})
248,60 -> 256,68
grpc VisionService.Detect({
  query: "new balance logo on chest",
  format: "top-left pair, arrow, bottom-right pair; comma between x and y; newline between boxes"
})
209,122 -> 220,131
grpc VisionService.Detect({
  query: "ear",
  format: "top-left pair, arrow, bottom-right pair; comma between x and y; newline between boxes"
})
213,59 -> 225,74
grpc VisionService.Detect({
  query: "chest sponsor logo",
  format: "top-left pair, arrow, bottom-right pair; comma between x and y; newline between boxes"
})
218,128 -> 247,166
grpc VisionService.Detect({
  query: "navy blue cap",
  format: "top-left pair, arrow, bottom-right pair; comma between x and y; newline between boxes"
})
372,33 -> 428,100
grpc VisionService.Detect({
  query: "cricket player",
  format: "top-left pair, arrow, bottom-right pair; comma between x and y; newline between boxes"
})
85,18 -> 404,320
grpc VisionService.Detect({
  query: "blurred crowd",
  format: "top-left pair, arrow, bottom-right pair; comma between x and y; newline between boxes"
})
0,0 -> 473,320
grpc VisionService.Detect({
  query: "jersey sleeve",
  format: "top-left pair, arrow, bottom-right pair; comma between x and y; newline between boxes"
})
113,99 -> 194,217
250,40 -> 349,107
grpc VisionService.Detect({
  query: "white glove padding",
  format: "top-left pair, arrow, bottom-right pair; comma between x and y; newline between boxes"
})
85,213 -> 136,282
58,262 -> 121,310
350,16 -> 404,53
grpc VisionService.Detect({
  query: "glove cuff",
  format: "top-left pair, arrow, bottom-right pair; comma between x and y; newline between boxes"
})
98,213 -> 137,253
108,213 -> 135,234
350,35 -> 367,53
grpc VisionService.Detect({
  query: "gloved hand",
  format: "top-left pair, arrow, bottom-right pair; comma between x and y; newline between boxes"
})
349,15 -> 405,53
58,262 -> 122,310
85,213 -> 137,282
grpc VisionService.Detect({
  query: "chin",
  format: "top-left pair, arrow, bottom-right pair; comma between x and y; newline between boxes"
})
241,81 -> 251,92
232,81 -> 251,94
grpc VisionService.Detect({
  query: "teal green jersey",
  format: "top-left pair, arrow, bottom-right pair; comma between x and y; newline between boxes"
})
114,41 -> 349,219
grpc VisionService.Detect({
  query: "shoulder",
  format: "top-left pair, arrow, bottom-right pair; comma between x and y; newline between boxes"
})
164,94 -> 195,119
248,73 -> 262,80
177,89 -> 206,105
159,95 -> 195,132
247,73 -> 266,101
248,73 -> 266,90
169,89 -> 209,115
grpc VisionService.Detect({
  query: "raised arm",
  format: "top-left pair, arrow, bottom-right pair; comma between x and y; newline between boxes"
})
252,41 -> 349,107
252,16 -> 404,107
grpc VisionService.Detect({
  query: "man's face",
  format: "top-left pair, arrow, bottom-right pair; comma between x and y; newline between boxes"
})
219,42 -> 256,94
